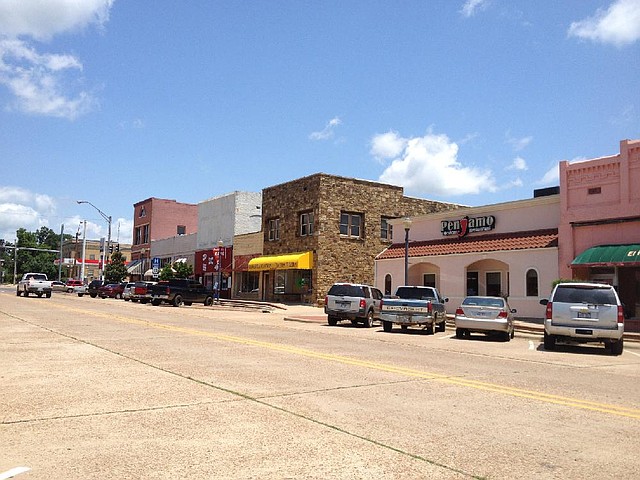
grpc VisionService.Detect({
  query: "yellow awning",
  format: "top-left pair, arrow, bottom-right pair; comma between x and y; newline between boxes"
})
248,251 -> 313,271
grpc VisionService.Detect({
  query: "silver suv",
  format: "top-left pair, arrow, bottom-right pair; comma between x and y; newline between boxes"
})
540,282 -> 624,355
324,283 -> 383,328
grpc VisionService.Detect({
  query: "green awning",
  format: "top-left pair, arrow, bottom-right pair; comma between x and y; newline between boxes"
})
572,244 -> 640,266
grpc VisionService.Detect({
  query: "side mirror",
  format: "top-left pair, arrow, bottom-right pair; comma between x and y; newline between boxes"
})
443,297 -> 449,303
539,299 -> 548,306
511,308 -> 517,313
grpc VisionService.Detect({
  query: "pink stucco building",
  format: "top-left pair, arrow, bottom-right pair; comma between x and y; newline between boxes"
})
559,139 -> 640,319
376,192 -> 560,318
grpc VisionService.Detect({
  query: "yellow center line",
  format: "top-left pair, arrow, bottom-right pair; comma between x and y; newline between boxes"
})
47,303 -> 640,419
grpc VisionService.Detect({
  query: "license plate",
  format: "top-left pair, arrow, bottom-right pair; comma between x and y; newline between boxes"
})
577,311 -> 591,319
575,329 -> 593,335
337,301 -> 350,307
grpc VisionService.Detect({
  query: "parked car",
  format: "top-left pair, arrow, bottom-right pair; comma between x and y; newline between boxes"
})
324,283 -> 383,327
51,281 -> 67,292
65,279 -> 84,293
130,281 -> 156,303
454,296 -> 516,341
379,285 -> 448,333
149,279 -> 213,307
122,282 -> 136,301
98,283 -> 126,299
540,282 -> 624,355
87,279 -> 107,298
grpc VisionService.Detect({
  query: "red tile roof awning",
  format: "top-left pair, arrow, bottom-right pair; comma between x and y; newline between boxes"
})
376,229 -> 558,260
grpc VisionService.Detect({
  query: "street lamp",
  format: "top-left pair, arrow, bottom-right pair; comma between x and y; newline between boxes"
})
403,217 -> 412,286
77,200 -> 112,281
216,239 -> 223,303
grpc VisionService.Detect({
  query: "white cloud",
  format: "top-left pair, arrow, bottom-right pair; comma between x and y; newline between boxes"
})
370,130 -> 408,160
0,0 -> 114,41
568,0 -> 640,46
0,186 -> 56,241
538,163 -> 560,186
0,0 -> 113,119
508,156 -> 528,171
0,39 -> 95,119
460,0 -> 490,18
0,186 -> 133,246
376,131 -> 497,196
309,116 -> 342,141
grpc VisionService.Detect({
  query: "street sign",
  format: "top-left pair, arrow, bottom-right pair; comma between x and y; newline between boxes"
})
152,257 -> 160,277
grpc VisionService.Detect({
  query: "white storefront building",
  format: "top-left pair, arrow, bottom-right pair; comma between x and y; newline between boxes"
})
375,192 -> 560,318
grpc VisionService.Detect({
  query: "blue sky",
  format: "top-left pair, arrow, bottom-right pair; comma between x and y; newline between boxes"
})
1,0 -> 639,245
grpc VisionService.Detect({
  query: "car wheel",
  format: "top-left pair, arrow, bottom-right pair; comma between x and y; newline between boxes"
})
438,318 -> 446,332
510,327 -> 515,339
67,288 -> 73,293
90,293 -> 97,298
456,328 -> 464,339
173,295 -> 183,307
610,339 -> 624,356
401,324 -> 408,331
24,291 -> 29,297
543,330 -> 556,350
382,320 -> 392,332
45,292 -> 51,298
16,289 -> 21,296
503,331 -> 511,342
37,293 -> 43,298
328,316 -> 338,326
77,293 -> 84,297
204,296 -> 213,306
364,310 -> 374,328
141,299 -> 148,304
426,325 -> 434,335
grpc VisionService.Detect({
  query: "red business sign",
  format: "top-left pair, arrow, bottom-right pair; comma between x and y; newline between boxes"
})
195,246 -> 232,275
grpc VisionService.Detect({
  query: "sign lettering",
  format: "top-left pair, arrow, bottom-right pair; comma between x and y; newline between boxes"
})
441,215 -> 496,237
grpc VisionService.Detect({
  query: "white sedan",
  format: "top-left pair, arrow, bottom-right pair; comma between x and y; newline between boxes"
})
454,296 -> 516,341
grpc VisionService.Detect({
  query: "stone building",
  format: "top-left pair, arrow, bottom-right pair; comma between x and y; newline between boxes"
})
249,173 -> 460,304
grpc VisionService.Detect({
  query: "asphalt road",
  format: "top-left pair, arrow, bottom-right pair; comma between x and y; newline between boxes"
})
2,287 -> 640,479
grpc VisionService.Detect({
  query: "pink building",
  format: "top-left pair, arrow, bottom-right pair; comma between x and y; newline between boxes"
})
376,192 -> 560,318
559,139 -> 640,320
129,197 -> 198,279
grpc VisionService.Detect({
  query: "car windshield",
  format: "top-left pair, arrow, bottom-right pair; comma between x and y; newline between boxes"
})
462,297 -> 505,308
553,285 -> 617,305
328,285 -> 364,297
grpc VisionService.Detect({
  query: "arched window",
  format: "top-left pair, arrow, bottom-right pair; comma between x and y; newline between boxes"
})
384,274 -> 392,296
526,269 -> 538,296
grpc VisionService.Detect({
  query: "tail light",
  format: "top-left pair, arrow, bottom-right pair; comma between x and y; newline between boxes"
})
545,302 -> 553,320
618,306 -> 625,324
380,299 -> 384,308
324,296 -> 328,306
427,301 -> 433,314
359,299 -> 366,310
165,287 -> 170,295
497,310 -> 508,318
455,308 -> 464,316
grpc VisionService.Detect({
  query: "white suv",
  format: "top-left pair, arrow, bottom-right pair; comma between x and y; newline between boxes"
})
324,283 -> 383,328
540,282 -> 624,355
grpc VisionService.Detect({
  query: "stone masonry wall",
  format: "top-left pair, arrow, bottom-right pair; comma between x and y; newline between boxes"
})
262,173 -> 460,305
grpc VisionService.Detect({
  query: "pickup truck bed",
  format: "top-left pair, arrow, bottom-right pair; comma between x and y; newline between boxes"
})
380,286 -> 448,334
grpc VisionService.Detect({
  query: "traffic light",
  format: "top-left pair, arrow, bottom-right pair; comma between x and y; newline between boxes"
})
115,243 -> 120,252
109,244 -> 114,254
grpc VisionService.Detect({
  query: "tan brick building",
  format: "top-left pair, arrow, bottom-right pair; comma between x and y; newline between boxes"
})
249,173 -> 460,305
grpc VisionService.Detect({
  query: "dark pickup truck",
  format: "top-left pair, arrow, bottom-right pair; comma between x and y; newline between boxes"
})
149,279 -> 214,307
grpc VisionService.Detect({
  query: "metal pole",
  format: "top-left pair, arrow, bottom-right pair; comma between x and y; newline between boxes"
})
58,224 -> 64,281
404,228 -> 409,286
81,221 -> 87,282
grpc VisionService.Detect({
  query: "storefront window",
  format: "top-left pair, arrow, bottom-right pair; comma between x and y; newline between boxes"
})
239,271 -> 259,293
423,273 -> 436,288
486,272 -> 501,297
526,269 -> 538,296
467,271 -> 478,296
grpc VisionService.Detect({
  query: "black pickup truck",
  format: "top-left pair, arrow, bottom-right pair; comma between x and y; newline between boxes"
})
149,279 -> 214,307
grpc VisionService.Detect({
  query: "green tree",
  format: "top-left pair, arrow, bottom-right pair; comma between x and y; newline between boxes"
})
16,228 -> 57,279
173,261 -> 193,279
159,263 -> 174,281
105,251 -> 127,283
